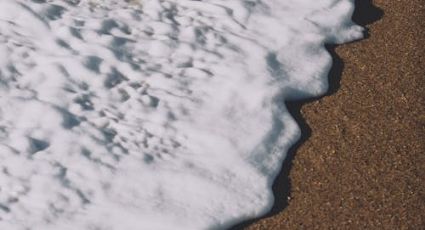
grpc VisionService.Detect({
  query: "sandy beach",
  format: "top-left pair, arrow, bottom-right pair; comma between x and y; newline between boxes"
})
233,0 -> 424,229
0,1 -> 421,229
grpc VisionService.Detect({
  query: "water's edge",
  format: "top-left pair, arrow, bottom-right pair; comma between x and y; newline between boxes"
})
228,1 -> 384,229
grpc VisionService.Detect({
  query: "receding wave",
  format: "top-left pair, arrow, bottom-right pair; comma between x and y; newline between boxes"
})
0,0 -> 363,229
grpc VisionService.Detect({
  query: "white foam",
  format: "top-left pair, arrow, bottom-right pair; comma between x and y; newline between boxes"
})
0,0 -> 363,229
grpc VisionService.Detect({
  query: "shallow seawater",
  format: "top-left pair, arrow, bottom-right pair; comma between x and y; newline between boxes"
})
0,0 -> 362,229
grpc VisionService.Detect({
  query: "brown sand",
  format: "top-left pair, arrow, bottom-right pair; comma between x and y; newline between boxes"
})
232,0 -> 424,229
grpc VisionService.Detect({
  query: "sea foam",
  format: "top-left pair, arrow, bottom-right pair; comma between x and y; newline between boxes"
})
0,0 -> 362,229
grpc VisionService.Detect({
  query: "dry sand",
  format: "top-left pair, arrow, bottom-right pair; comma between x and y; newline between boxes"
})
232,0 -> 424,229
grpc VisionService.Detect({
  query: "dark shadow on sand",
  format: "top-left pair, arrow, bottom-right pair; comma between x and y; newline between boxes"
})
229,1 -> 383,229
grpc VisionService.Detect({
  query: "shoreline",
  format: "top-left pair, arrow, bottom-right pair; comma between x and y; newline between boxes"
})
234,0 -> 424,229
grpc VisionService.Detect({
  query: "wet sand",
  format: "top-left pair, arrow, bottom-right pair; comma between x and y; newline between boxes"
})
232,0 -> 424,229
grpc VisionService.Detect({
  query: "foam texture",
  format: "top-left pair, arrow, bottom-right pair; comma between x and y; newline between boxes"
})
0,0 -> 363,229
